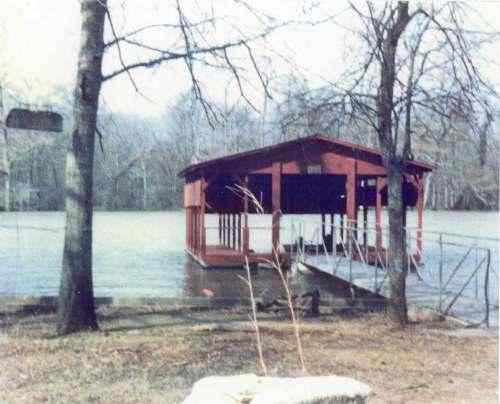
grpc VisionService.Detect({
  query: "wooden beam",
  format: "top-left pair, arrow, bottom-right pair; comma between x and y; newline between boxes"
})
186,207 -> 192,250
345,171 -> 356,254
375,177 -> 384,253
243,176 -> 250,255
218,213 -> 222,245
237,214 -> 242,251
222,214 -> 225,247
321,214 -> 326,242
340,214 -> 344,243
346,171 -> 356,222
232,213 -> 236,250
227,213 -> 231,248
200,178 -> 207,258
331,213 -> 335,253
193,208 -> 198,254
363,205 -> 368,261
272,162 -> 281,252
416,175 -> 424,259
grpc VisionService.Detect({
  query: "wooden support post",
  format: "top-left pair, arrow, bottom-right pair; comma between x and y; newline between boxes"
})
346,171 -> 356,255
226,214 -> 230,248
193,208 -> 198,254
354,205 -> 359,242
321,214 -> 326,244
237,214 -> 242,251
243,176 -> 250,255
272,162 -> 281,253
363,205 -> 368,259
331,214 -> 335,253
218,213 -> 222,245
200,178 -> 207,258
227,213 -> 231,248
340,214 -> 344,243
191,208 -> 195,251
195,209 -> 199,252
416,176 -> 424,260
186,207 -> 191,250
232,213 -> 236,250
222,214 -> 226,246
228,213 -> 231,248
375,177 -> 384,254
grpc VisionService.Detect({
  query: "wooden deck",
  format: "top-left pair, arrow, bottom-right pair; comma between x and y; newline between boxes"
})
186,245 -> 288,269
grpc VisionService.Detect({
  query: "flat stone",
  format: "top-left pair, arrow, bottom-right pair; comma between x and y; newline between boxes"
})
183,374 -> 259,404
251,376 -> 371,404
182,374 -> 371,404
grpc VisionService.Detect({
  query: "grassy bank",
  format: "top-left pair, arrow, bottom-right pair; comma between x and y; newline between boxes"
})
0,305 -> 497,403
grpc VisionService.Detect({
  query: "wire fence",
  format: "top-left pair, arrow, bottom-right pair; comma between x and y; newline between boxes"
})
291,219 -> 498,327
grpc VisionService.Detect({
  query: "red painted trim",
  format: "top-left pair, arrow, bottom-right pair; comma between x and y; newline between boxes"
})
179,134 -> 433,178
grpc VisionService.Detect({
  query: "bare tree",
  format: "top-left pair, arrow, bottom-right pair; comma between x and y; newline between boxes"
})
277,0 -> 497,325
57,0 -> 278,334
57,0 -> 107,334
342,1 -> 497,325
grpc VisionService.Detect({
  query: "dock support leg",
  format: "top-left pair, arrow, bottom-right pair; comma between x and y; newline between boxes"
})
330,213 -> 335,253
321,214 -> 326,252
243,176 -> 250,256
271,162 -> 281,254
218,214 -> 222,245
416,175 -> 424,261
232,213 -> 236,250
376,177 -> 384,255
340,214 -> 344,244
363,205 -> 368,260
222,214 -> 226,246
200,178 -> 207,258
346,171 -> 356,258
226,214 -> 230,249
237,214 -> 241,251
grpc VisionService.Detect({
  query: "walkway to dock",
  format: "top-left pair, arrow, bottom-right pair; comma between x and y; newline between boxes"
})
301,253 -> 497,328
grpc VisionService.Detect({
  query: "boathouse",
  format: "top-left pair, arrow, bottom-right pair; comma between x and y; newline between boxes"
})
179,134 -> 432,269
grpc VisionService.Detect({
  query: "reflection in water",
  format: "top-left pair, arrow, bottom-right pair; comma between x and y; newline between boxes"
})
182,258 -> 352,302
182,259 -> 286,299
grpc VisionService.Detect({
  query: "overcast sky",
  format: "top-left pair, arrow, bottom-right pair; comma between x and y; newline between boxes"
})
1,0 -> 499,118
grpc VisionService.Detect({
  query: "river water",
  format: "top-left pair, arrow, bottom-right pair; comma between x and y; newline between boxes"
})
0,210 -> 498,298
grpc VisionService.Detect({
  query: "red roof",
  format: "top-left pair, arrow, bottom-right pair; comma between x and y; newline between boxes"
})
178,134 -> 433,178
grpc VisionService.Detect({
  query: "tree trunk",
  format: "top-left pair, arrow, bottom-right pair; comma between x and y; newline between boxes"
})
0,86 -> 9,212
376,1 -> 411,326
0,128 -> 9,211
141,158 -> 147,210
385,159 -> 408,325
57,0 -> 107,335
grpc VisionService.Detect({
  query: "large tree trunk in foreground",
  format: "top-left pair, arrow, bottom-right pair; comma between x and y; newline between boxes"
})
57,0 -> 107,335
376,1 -> 411,326
385,160 -> 408,325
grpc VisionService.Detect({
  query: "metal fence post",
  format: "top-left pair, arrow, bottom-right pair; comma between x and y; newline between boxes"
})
439,233 -> 443,312
475,247 -> 479,300
484,249 -> 491,328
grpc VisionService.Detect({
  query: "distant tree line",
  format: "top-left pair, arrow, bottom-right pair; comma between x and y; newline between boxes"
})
1,82 -> 497,213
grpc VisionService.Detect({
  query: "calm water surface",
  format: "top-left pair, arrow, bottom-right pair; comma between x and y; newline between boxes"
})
0,210 -> 498,298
